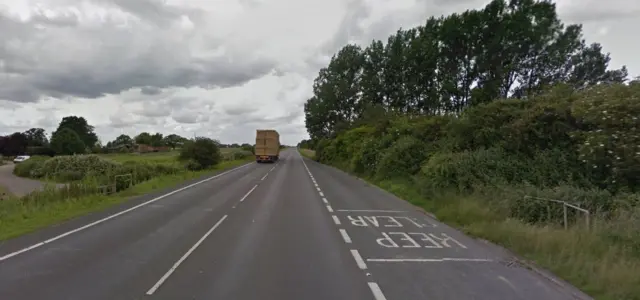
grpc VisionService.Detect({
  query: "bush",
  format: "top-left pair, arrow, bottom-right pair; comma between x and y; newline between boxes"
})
179,137 -> 222,169
13,156 -> 50,178
31,155 -> 120,180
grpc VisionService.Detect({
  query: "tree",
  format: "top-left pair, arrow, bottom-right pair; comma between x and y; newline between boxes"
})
178,137 -> 222,169
50,128 -> 85,155
111,134 -> 134,148
303,0 -> 629,139
150,133 -> 165,147
0,133 -> 28,156
54,116 -> 98,149
23,128 -> 48,147
134,132 -> 152,145
163,134 -> 187,149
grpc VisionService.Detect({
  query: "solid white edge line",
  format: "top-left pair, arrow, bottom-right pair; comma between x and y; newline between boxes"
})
0,162 -> 254,262
326,205 -> 334,213
240,185 -> 259,202
350,249 -> 367,269
332,215 -> 341,225
335,209 -> 406,213
339,229 -> 352,243
368,282 -> 388,300
366,258 -> 494,262
146,215 -> 228,295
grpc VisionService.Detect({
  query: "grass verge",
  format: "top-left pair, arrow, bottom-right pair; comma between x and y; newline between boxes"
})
0,158 -> 253,241
354,177 -> 639,300
298,148 -> 316,160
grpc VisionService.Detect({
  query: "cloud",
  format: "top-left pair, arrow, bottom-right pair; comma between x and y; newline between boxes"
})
0,0 -> 637,146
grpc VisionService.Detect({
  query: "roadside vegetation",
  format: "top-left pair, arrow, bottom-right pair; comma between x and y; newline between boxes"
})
299,1 -> 639,299
0,115 -> 254,241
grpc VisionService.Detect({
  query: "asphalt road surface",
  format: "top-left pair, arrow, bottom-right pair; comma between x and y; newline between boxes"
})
0,149 -> 592,300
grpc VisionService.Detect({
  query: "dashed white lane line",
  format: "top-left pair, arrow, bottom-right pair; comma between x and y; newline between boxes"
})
319,191 -> 324,197
368,282 -> 388,300
269,166 -> 276,172
326,205 -> 334,213
322,197 -> 328,204
316,187 -> 321,192
339,229 -> 352,243
261,173 -> 269,181
336,209 -> 406,213
240,185 -> 258,202
146,215 -> 228,295
332,215 -> 341,225
0,162 -> 254,262
350,249 -> 367,270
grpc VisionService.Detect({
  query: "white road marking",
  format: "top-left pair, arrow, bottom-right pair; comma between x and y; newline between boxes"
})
240,185 -> 259,202
339,229 -> 352,243
316,187 -> 321,192
326,205 -> 334,212
261,173 -> 269,180
146,215 -> 228,295
332,215 -> 341,225
366,258 -> 494,262
322,197 -> 328,204
269,166 -> 276,172
368,282 -> 388,300
0,162 -> 254,262
336,209 -> 407,213
319,191 -> 324,197
350,249 -> 367,269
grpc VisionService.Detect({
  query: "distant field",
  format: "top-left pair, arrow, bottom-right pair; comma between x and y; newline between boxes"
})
98,148 -> 243,165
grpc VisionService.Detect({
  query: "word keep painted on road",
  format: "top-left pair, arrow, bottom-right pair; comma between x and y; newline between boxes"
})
376,232 -> 467,249
346,215 -> 436,229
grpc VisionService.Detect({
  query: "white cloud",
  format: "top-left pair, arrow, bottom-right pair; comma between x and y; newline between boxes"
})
0,0 -> 638,146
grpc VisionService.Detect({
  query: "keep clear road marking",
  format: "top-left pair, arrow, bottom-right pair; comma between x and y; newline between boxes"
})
0,162 -> 254,262
146,215 -> 228,295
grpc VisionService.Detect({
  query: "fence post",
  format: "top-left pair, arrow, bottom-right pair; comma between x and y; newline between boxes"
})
563,204 -> 568,230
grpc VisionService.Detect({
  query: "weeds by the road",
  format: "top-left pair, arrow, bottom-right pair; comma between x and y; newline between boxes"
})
0,158 -> 252,241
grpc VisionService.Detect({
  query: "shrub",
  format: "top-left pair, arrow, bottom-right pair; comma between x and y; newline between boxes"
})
32,154 -> 119,180
375,136 -> 428,180
179,137 -> 222,168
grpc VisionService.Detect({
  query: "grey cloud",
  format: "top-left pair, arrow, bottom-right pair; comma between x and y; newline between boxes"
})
97,0 -> 202,27
0,8 -> 277,103
141,86 -> 162,95
223,105 -> 258,116
134,103 -> 172,118
172,111 -> 209,124
30,9 -> 80,28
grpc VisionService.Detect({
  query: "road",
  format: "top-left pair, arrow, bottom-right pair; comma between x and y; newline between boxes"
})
0,163 -> 66,197
0,149 -> 591,300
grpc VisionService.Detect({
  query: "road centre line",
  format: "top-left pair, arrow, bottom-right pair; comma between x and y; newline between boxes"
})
332,215 -> 341,225
350,249 -> 367,270
366,258 -> 494,263
146,215 -> 228,295
0,162 -> 254,262
339,229 -> 352,243
261,173 -> 269,181
240,185 -> 259,202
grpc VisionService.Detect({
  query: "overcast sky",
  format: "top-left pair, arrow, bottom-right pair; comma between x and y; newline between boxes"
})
0,0 -> 638,145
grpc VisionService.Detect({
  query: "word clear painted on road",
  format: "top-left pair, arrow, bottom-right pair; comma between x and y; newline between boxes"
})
376,232 -> 467,249
346,215 -> 436,229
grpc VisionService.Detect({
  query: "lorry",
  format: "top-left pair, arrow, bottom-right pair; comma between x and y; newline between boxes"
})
255,129 -> 280,163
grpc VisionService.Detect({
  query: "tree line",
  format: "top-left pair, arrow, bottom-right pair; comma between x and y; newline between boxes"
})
303,0 -> 629,143
0,115 -> 255,157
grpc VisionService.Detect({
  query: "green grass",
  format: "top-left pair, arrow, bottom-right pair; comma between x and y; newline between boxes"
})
0,158 -> 253,241
298,148 -> 316,159
0,185 -> 13,201
372,179 -> 640,300
98,151 -> 180,165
